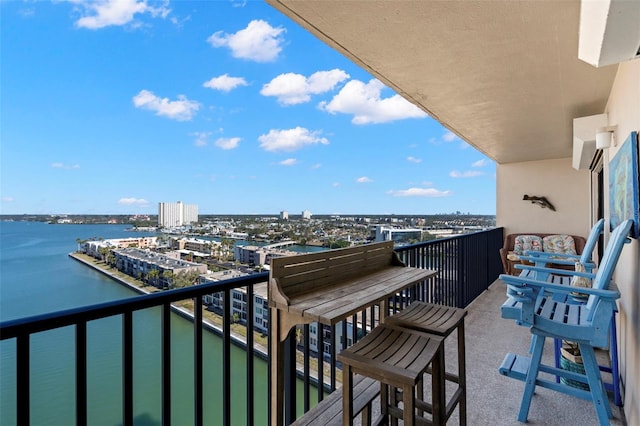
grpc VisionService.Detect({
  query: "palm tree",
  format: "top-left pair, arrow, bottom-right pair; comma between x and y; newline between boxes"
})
75,238 -> 86,253
98,246 -> 110,262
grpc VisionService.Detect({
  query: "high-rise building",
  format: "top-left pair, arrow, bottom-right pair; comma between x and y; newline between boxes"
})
280,210 -> 289,220
158,201 -> 198,228
301,210 -> 312,220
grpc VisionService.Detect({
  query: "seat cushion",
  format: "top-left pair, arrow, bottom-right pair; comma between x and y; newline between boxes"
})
543,234 -> 576,254
513,235 -> 543,255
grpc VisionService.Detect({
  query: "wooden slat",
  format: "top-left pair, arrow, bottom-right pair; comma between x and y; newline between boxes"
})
292,375 -> 380,426
286,268 -> 434,324
275,244 -> 400,299
338,326 -> 442,387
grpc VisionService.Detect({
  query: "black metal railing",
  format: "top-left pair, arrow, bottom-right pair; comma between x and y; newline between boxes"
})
0,228 -> 503,426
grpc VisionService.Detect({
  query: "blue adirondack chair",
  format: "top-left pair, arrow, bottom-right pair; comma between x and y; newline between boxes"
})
498,219 -> 633,425
505,219 -> 622,405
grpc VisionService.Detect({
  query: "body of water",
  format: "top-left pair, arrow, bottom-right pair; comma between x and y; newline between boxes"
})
0,221 -> 319,425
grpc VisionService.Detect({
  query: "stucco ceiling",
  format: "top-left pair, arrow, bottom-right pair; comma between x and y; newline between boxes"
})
266,0 -> 620,165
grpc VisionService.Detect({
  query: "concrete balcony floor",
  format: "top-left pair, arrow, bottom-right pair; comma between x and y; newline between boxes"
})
360,280 -> 625,425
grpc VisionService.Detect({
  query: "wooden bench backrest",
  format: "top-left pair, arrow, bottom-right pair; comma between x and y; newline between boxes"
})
269,241 -> 403,305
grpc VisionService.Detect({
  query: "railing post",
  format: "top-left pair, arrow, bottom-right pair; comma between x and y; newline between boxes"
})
76,322 -> 87,426
222,292 -> 230,426
17,334 -> 30,426
122,311 -> 133,426
162,303 -> 171,425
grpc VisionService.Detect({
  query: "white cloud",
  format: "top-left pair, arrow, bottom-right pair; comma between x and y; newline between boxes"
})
133,89 -> 200,121
311,163 -> 322,169
2,196 -> 15,203
443,131 -> 457,142
356,176 -> 373,183
51,162 -> 80,169
472,159 -> 487,167
261,69 -> 349,105
68,0 -> 170,30
387,187 -> 452,197
279,158 -> 298,166
258,127 -> 329,152
449,170 -> 484,178
214,137 -> 241,150
407,156 -> 422,163
319,79 -> 426,124
207,20 -> 285,62
203,74 -> 248,92
332,182 -> 341,187
118,197 -> 149,206
192,132 -> 211,147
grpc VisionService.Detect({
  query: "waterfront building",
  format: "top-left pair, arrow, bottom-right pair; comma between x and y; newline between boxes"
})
234,245 -> 268,266
234,244 -> 299,267
280,210 -> 288,220
199,272 -> 270,334
301,210 -> 312,220
158,201 -> 198,228
374,225 -> 423,245
114,248 -> 207,288
83,237 -> 158,259
171,237 -> 219,257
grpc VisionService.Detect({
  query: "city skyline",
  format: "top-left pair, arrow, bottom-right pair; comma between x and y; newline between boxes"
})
1,0 -> 496,216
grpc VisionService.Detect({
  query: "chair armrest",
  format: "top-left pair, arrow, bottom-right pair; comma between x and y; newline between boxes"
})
514,264 -> 596,279
500,274 -> 620,300
523,250 -> 582,260
518,256 -> 595,272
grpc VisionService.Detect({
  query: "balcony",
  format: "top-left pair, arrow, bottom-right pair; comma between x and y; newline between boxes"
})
0,229 -> 625,425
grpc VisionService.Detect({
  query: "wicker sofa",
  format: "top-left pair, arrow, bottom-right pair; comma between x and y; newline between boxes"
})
500,233 -> 587,275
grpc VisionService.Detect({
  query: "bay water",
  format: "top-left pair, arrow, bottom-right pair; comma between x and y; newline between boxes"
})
0,221 -> 319,425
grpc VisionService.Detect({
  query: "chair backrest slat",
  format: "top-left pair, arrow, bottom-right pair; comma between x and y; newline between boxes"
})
586,219 -> 633,312
579,218 -> 605,265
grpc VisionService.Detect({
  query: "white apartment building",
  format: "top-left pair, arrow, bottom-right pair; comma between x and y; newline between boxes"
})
158,201 -> 198,228
280,210 -> 288,220
301,210 -> 312,220
374,225 -> 423,245
83,237 -> 158,258
199,273 -> 270,334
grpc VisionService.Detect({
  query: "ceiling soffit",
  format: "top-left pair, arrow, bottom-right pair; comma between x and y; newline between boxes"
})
267,0 -> 619,165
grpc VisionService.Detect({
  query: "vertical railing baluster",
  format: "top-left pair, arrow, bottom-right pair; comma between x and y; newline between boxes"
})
303,323 -> 310,412
341,320 -> 347,351
17,334 -> 30,426
76,322 -> 87,426
330,324 -> 336,391
222,291 -> 230,426
123,311 -> 133,426
194,295 -> 203,426
246,284 -> 254,426
362,309 -> 368,337
162,303 -> 171,425
317,326 -> 324,403
351,314 -> 357,345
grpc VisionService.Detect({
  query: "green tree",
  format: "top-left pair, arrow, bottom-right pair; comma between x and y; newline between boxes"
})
146,269 -> 160,287
98,246 -> 110,262
162,270 -> 175,289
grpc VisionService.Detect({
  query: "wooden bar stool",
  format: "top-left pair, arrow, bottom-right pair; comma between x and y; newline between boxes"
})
338,325 -> 446,426
385,302 -> 467,425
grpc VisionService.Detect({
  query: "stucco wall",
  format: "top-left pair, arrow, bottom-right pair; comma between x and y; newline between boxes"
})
605,59 -> 640,426
496,157 -> 591,237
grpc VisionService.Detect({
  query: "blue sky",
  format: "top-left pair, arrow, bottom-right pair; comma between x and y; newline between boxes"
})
0,0 -> 496,216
